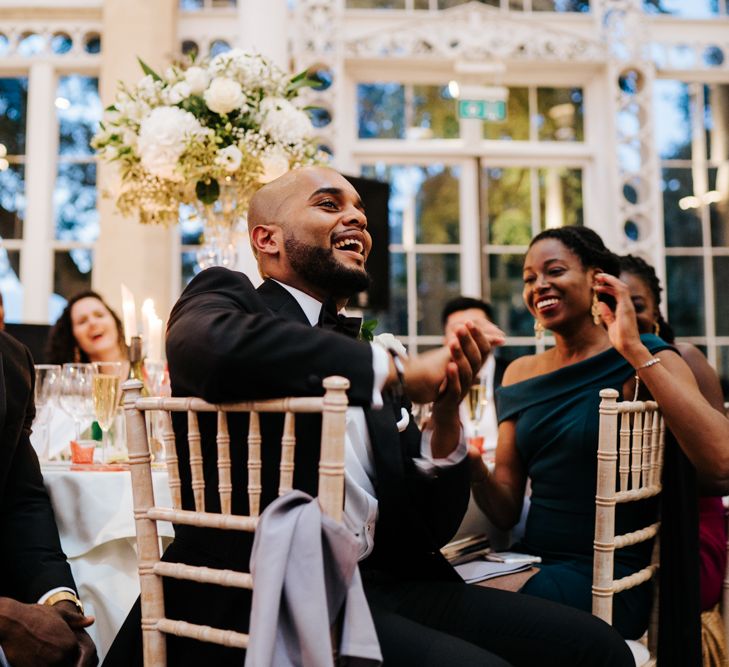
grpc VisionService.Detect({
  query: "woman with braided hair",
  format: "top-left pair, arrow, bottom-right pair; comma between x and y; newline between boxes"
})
620,254 -> 728,663
468,226 -> 729,664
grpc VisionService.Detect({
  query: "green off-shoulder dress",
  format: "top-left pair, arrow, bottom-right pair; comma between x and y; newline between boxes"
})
496,334 -> 672,639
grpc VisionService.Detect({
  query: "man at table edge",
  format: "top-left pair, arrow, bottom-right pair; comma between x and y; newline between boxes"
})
0,331 -> 97,666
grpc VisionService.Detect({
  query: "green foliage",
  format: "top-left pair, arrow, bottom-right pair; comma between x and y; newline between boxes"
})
359,318 -> 378,342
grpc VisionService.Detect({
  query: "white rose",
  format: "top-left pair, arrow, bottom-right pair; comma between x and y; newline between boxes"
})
258,150 -> 289,183
137,106 -> 204,181
0,158 -> 8,172
167,81 -> 191,105
0,144 -> 6,157
204,77 -> 245,115
215,145 -> 243,173
184,66 -> 209,95
259,97 -> 313,145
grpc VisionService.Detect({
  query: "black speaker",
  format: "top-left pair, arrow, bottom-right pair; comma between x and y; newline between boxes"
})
343,174 -> 390,311
5,323 -> 52,364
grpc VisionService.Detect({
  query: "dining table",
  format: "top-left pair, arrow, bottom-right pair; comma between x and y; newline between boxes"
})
41,463 -> 174,662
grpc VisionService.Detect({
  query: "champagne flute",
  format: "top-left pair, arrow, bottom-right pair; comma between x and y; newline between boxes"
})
59,363 -> 94,442
92,361 -> 123,464
466,381 -> 487,453
34,364 -> 61,460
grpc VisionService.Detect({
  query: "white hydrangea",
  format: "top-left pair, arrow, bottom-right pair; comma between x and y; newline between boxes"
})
215,145 -> 243,172
165,81 -> 191,105
204,77 -> 245,115
184,66 -> 209,95
137,106 -> 204,181
259,97 -> 313,145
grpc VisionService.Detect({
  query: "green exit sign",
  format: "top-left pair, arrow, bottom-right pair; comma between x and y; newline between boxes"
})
458,99 -> 506,121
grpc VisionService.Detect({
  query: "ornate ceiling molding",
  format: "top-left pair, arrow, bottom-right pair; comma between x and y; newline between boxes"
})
341,3 -> 606,62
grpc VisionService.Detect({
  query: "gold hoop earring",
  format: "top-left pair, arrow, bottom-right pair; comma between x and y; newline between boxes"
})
653,321 -> 660,336
591,291 -> 601,326
534,319 -> 544,340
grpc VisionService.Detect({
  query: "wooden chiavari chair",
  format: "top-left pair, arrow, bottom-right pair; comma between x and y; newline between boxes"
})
593,388 -> 666,667
122,375 -> 349,666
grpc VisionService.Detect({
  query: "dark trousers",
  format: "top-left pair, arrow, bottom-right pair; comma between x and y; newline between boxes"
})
105,565 -> 634,667
364,578 -> 635,667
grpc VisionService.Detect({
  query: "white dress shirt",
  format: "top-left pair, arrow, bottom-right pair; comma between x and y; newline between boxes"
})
272,281 -> 466,560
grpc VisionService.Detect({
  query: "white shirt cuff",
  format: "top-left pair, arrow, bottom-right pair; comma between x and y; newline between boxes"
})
370,342 -> 390,409
37,586 -> 76,605
413,424 -> 468,476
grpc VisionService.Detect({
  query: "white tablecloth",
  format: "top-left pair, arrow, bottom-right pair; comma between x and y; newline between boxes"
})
42,465 -> 173,662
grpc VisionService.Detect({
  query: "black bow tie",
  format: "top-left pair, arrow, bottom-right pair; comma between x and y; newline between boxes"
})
317,298 -> 362,339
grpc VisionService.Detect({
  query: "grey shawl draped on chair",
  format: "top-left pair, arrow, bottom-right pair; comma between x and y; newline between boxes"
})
246,490 -> 382,667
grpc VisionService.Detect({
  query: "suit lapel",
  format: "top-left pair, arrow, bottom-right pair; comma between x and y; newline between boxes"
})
256,280 -> 312,326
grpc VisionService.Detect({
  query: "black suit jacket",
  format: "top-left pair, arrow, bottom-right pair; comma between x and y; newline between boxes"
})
164,268 -> 469,579
0,332 -> 76,602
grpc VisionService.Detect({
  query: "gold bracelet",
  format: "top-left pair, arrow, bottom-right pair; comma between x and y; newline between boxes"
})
632,356 -> 661,400
43,591 -> 84,615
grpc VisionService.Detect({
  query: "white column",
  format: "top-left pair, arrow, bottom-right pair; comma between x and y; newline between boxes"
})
21,61 -> 58,323
459,158 -> 481,297
95,0 -> 177,317
238,0 -> 288,69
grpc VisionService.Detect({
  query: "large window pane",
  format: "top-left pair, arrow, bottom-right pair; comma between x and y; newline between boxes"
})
662,168 -> 702,247
416,254 -> 460,335
482,167 -> 532,246
643,0 -> 723,17
357,83 -> 404,139
537,88 -> 584,142
361,164 -> 403,244
0,77 -> 28,155
347,0 -> 406,7
487,254 -> 532,336
666,256 -> 704,336
415,165 -> 460,243
0,165 -> 25,239
654,81 -> 691,160
181,251 -> 201,287
411,85 -> 459,139
532,0 -> 590,10
538,167 -> 583,229
483,87 -> 528,141
57,76 -> 102,157
54,163 -> 98,242
53,249 -> 92,318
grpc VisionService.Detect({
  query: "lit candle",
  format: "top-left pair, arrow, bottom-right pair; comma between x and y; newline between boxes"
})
148,317 -> 163,363
141,298 -> 156,349
121,284 -> 137,347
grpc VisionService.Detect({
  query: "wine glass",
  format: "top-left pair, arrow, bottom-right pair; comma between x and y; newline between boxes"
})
59,363 -> 95,442
92,361 -> 123,464
34,364 -> 61,460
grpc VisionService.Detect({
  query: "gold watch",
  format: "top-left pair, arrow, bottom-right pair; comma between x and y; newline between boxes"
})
43,591 -> 84,615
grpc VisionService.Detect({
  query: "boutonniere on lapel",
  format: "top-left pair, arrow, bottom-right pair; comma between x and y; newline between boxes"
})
358,318 -> 378,342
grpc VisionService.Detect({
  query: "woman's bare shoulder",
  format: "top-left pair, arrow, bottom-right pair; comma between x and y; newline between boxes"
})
502,352 -> 549,386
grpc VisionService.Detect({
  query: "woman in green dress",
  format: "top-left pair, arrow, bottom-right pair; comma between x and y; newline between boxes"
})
468,226 -> 729,662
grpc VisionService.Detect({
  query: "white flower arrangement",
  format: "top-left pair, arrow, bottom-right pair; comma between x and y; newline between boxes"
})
92,51 -> 321,225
